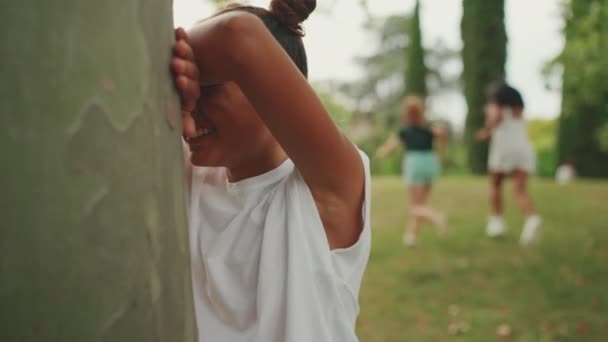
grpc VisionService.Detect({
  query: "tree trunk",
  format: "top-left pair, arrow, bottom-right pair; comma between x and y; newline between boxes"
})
461,0 -> 507,174
0,1 -> 195,341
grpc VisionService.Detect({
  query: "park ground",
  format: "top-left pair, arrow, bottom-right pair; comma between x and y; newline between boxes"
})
357,176 -> 608,341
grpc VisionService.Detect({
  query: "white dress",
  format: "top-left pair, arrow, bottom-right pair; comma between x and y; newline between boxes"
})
488,109 -> 535,173
188,151 -> 371,342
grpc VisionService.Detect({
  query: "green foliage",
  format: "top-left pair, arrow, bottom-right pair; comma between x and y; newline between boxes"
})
359,132 -> 404,175
405,0 -> 427,97
598,122 -> 608,152
555,0 -> 608,177
528,119 -> 558,177
340,14 -> 412,127
317,8 -> 458,177
317,91 -> 354,135
210,0 -> 226,6
329,10 -> 459,127
461,0 -> 507,174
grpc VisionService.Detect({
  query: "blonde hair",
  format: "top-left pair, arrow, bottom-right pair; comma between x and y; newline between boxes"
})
401,95 -> 426,125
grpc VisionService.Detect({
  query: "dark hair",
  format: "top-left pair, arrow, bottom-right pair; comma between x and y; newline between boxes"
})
219,0 -> 316,78
485,81 -> 525,108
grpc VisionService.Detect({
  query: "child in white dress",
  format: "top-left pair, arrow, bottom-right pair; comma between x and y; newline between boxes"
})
476,82 -> 541,245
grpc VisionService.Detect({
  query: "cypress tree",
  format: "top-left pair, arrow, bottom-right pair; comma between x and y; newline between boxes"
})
405,0 -> 428,97
461,0 -> 507,174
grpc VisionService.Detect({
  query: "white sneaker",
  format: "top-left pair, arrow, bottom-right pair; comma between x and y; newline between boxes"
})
403,233 -> 417,247
486,216 -> 505,237
520,215 -> 542,245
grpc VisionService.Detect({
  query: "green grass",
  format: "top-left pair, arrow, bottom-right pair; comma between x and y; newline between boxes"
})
357,176 -> 608,341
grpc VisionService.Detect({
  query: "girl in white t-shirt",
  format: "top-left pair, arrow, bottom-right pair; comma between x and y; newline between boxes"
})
170,1 -> 371,341
476,82 -> 541,245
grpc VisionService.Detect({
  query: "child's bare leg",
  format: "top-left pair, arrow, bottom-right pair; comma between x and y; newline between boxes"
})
512,170 -> 535,216
403,186 -> 422,246
487,172 -> 506,237
512,170 -> 541,245
489,172 -> 505,215
411,184 -> 446,229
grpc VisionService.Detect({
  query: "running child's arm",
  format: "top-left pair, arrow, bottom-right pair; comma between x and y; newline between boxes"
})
375,135 -> 400,159
476,106 -> 503,141
183,12 -> 365,247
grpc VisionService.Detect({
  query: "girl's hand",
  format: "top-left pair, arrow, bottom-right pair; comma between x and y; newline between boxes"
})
476,128 -> 491,142
375,135 -> 400,160
171,27 -> 200,138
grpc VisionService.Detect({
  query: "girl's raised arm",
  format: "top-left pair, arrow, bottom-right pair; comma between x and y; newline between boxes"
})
187,11 -> 365,246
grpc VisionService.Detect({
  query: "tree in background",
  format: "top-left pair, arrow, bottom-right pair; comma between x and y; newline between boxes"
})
314,4 -> 459,174
554,0 -> 608,177
0,1 -> 194,340
405,0 -> 427,97
461,0 -> 507,174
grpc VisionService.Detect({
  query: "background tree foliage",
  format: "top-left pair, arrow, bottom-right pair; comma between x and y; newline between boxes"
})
405,0 -> 427,97
460,0 -> 507,174
554,0 -> 608,177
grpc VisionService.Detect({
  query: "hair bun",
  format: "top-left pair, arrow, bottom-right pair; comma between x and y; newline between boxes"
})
269,0 -> 316,36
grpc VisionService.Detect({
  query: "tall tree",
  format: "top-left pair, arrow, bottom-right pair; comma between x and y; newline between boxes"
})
405,0 -> 428,97
0,1 -> 195,341
556,0 -> 608,177
461,0 -> 507,174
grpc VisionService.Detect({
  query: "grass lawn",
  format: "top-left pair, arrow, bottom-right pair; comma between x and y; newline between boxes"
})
357,176 -> 608,341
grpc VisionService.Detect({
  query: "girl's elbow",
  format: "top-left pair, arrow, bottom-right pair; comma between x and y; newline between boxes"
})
215,12 -> 266,65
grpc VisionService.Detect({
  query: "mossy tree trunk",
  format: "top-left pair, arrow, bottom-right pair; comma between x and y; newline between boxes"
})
0,1 -> 195,341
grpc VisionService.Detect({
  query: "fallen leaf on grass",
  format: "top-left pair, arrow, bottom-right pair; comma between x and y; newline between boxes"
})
448,321 -> 470,335
496,323 -> 512,337
576,322 -> 588,334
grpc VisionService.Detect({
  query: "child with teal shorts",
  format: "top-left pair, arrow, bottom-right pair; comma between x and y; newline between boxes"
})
377,96 -> 447,246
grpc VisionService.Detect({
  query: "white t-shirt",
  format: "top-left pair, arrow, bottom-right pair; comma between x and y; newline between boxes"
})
188,151 -> 371,342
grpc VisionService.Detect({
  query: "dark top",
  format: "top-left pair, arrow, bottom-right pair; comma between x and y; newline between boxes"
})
399,125 -> 434,151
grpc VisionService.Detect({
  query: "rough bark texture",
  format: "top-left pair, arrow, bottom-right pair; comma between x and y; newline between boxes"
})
0,1 -> 195,341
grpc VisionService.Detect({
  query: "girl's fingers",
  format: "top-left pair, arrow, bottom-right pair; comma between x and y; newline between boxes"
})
177,76 -> 200,112
172,28 -> 200,129
175,27 -> 188,42
174,40 -> 195,61
171,58 -> 199,80
182,111 -> 197,138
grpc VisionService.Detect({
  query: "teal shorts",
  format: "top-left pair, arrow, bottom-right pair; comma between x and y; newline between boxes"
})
403,151 -> 440,185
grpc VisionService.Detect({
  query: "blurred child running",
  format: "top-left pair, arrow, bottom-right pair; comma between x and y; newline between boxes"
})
476,81 -> 541,245
376,96 -> 447,246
